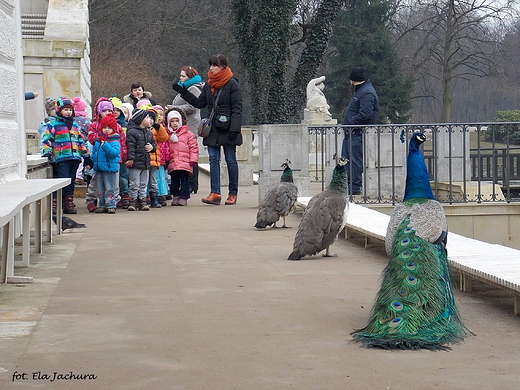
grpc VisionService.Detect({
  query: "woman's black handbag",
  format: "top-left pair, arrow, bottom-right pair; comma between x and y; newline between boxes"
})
197,90 -> 222,138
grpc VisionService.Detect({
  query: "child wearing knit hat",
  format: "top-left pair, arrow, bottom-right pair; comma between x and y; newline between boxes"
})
71,97 -> 91,186
85,97 -> 127,212
125,109 -> 156,211
163,107 -> 199,206
91,114 -> 121,214
72,96 -> 88,117
146,107 -> 169,208
38,97 -> 57,137
40,96 -> 89,214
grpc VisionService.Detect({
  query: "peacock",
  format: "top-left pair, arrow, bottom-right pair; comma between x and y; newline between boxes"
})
288,157 -> 349,260
255,160 -> 299,229
351,131 -> 470,350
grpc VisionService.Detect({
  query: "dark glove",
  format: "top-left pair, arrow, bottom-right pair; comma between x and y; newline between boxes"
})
152,123 -> 161,130
229,132 -> 238,141
172,82 -> 188,95
83,156 -> 94,168
42,153 -> 52,162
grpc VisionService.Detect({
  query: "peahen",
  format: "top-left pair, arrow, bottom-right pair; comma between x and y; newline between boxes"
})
52,215 -> 86,231
288,157 -> 349,260
255,160 -> 298,229
351,131 -> 470,350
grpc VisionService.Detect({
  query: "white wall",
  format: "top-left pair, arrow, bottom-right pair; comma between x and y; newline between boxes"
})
0,0 -> 26,182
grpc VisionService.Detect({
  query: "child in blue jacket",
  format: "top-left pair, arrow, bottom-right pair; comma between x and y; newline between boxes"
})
92,114 -> 121,214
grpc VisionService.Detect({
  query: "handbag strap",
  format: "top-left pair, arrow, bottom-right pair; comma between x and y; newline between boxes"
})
208,89 -> 222,122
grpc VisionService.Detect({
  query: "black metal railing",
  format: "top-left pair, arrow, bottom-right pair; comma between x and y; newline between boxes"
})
308,122 -> 520,204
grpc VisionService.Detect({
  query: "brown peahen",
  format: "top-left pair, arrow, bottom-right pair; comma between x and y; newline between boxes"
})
288,157 -> 349,260
255,160 -> 298,229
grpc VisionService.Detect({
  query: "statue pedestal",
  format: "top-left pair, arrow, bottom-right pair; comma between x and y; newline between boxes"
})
301,109 -> 337,125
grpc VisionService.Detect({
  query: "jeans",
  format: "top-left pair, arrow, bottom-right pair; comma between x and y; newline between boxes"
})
128,167 -> 149,200
96,171 -> 117,208
148,166 -> 159,193
189,164 -> 199,192
55,159 -> 80,197
169,170 -> 190,199
341,131 -> 363,192
119,163 -> 129,193
207,144 -> 238,196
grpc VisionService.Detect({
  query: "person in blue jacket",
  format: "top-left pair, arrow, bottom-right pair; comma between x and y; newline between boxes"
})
341,67 -> 379,195
92,114 -> 121,214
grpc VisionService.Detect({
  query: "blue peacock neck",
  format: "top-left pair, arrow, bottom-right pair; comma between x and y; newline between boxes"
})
403,134 -> 435,201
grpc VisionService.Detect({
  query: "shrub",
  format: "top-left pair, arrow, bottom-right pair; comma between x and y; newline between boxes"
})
485,110 -> 520,145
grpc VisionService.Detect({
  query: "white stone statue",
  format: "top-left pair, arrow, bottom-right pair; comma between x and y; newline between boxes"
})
306,76 -> 332,118
302,76 -> 337,124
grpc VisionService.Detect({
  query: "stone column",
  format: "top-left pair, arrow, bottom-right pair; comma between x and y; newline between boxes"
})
23,0 -> 91,133
0,0 -> 26,181
364,128 -> 407,199
258,124 -> 310,203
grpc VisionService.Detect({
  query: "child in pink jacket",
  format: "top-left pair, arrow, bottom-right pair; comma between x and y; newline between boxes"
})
164,108 -> 198,206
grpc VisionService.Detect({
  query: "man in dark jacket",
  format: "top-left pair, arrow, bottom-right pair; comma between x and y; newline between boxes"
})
341,67 -> 379,195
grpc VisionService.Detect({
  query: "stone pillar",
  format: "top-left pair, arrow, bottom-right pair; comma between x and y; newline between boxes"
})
23,0 -> 91,133
432,126 -> 471,182
364,128 -> 407,199
0,0 -> 26,181
258,124 -> 310,203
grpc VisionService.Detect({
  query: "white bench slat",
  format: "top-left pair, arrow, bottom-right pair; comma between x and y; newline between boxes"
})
296,198 -> 520,314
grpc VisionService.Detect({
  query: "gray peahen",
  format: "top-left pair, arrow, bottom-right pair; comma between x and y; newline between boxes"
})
255,160 -> 298,229
288,157 -> 349,260
52,215 -> 86,231
351,131 -> 470,350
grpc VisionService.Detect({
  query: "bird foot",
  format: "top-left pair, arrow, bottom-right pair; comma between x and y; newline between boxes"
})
322,252 -> 337,258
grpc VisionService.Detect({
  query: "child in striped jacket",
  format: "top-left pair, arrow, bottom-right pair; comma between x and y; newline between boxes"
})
41,96 -> 89,214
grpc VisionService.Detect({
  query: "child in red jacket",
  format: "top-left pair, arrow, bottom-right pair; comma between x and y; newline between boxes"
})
164,108 -> 198,206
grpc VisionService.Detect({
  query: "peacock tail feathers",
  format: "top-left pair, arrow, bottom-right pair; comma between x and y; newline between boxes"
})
352,207 -> 469,350
353,132 -> 470,350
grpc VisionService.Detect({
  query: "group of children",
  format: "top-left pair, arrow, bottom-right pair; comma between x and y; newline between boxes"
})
39,90 -> 199,214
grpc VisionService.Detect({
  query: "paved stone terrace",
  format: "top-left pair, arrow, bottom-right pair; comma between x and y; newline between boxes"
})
0,179 -> 519,389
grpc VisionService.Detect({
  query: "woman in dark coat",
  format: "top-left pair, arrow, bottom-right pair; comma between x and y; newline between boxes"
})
172,54 -> 242,205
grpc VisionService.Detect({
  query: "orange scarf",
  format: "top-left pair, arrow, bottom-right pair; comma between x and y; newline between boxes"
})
207,67 -> 233,93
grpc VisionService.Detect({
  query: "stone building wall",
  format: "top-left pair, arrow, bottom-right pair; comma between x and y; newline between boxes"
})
0,0 -> 26,182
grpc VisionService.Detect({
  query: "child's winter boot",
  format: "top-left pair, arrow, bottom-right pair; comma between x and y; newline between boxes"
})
149,191 -> 161,208
138,198 -> 149,211
121,192 -> 130,209
127,199 -> 137,211
63,194 -> 77,214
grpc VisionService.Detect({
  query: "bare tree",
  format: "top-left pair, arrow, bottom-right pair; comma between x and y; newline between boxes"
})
88,0 -> 235,105
393,0 -> 517,122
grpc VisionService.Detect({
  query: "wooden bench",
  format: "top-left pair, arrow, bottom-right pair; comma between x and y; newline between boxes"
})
296,198 -> 520,315
0,178 -> 70,284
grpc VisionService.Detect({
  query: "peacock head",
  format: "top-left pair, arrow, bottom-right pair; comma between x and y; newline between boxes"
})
280,159 -> 292,169
338,157 -> 348,166
409,132 -> 427,153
